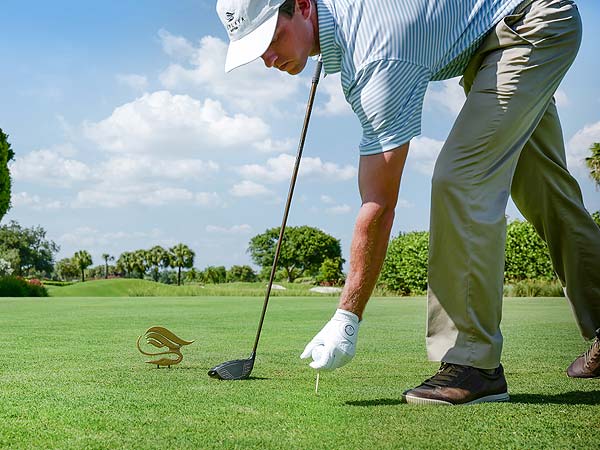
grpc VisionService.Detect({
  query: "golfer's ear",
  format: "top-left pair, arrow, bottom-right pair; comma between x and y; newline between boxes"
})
297,0 -> 312,19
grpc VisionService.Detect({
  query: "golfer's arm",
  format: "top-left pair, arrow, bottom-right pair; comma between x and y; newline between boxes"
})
338,144 -> 409,320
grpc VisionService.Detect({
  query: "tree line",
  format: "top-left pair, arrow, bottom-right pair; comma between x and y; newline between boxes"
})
3,212 -> 599,294
0,220 -> 345,286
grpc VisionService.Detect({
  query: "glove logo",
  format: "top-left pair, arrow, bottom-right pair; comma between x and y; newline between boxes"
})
344,324 -> 355,337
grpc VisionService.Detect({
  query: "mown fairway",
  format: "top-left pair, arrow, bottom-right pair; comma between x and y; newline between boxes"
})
0,296 -> 598,449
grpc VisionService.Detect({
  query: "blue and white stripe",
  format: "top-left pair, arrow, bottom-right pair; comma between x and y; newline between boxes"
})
317,0 -> 524,155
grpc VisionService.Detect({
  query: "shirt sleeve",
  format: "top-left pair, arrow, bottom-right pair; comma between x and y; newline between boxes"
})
346,60 -> 430,155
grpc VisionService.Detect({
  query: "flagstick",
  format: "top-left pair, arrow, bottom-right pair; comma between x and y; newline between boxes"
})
315,372 -> 320,394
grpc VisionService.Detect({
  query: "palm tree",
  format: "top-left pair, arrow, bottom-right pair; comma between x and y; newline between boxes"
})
116,251 -> 135,278
185,267 -> 199,284
73,250 -> 93,282
101,253 -> 114,279
132,249 -> 149,279
585,142 -> 600,189
148,246 -> 170,282
169,244 -> 195,286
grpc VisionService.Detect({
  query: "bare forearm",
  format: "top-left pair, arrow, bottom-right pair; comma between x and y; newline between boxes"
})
338,202 -> 395,319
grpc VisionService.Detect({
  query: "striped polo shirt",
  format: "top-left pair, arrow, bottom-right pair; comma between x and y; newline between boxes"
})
317,0 -> 524,155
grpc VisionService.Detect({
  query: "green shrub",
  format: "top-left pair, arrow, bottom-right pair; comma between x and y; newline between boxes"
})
503,279 -> 564,297
504,219 -> 555,282
316,257 -> 345,286
379,231 -> 429,295
0,276 -> 48,297
226,265 -> 257,283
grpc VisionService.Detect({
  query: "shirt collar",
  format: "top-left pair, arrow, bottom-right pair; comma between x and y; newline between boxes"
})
317,0 -> 342,74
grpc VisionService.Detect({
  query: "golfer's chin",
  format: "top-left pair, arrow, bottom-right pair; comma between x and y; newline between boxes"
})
285,60 -> 306,75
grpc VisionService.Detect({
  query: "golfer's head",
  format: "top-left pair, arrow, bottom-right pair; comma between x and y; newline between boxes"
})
216,0 -> 318,75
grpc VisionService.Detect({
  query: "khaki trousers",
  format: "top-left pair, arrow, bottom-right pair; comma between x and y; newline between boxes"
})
426,0 -> 600,369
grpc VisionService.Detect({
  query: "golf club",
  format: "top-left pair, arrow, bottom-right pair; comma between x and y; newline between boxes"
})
208,57 -> 323,380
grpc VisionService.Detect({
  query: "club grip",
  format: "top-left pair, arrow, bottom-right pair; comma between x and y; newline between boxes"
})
312,57 -> 323,84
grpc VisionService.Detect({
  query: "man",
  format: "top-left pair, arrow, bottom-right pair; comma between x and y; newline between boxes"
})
216,0 -> 600,404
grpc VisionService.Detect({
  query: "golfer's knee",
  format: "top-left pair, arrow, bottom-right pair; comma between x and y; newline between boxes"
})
431,166 -> 461,198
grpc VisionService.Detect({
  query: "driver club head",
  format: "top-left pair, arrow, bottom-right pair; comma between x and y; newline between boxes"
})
208,353 -> 255,380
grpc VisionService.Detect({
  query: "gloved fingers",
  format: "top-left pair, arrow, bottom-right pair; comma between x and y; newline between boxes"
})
300,343 -> 313,360
309,345 -> 334,370
309,356 -> 333,371
300,339 -> 323,359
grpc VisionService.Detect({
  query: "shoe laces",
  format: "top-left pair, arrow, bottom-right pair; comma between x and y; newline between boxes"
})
422,363 -> 468,388
583,337 -> 600,370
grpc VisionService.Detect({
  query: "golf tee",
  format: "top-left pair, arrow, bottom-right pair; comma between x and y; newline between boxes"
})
315,372 -> 320,394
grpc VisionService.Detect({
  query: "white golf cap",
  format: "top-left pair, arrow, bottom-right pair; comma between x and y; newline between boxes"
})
216,0 -> 286,72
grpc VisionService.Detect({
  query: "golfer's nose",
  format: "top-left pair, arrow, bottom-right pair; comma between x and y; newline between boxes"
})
261,49 -> 277,68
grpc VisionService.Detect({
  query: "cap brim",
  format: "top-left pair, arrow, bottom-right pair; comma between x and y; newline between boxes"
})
225,11 -> 278,73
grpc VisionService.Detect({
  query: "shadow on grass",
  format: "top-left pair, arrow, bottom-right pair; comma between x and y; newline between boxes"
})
206,376 -> 271,381
345,398 -> 405,407
345,391 -> 600,407
510,391 -> 600,405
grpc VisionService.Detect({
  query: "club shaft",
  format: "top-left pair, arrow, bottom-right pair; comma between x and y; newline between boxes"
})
252,59 -> 323,355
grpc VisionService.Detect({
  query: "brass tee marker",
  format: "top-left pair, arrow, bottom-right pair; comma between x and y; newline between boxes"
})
136,326 -> 194,368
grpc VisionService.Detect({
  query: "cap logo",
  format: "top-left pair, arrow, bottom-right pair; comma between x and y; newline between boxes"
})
225,11 -> 245,33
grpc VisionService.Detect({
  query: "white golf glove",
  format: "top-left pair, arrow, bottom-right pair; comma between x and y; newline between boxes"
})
300,309 -> 360,371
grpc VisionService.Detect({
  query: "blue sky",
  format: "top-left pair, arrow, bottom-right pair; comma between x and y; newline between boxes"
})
2,1 -> 599,271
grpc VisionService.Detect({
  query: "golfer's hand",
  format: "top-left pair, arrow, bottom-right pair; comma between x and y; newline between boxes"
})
300,309 -> 360,371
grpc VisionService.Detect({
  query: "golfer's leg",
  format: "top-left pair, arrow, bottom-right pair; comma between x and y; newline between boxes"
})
511,100 -> 600,339
427,0 -> 582,369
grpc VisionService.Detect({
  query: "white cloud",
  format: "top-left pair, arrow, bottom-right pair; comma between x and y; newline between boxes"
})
117,73 -> 149,92
195,192 -> 222,207
407,136 -> 445,176
252,138 -> 296,153
326,204 -> 351,215
317,73 -> 352,116
236,153 -> 356,183
301,156 -> 357,180
84,90 -> 269,155
206,224 -> 252,234
58,227 -> 164,251
11,192 -> 64,210
59,227 -> 102,248
567,121 -> 600,173
230,180 -> 272,197
48,142 -> 79,158
158,29 -> 196,60
9,149 -> 91,187
74,183 -> 223,208
141,187 -> 195,205
98,156 -> 219,183
321,195 -> 334,204
158,33 -> 303,114
424,77 -> 465,116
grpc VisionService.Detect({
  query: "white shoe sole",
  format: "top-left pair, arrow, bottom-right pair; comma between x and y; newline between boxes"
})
403,392 -> 510,406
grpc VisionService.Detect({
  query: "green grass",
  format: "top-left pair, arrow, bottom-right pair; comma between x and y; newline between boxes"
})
0,296 -> 598,449
46,279 -> 341,297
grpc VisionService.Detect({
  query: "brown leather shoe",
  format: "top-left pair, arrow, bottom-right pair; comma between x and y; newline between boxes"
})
402,363 -> 509,405
567,329 -> 600,379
